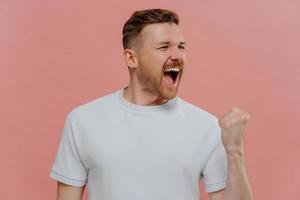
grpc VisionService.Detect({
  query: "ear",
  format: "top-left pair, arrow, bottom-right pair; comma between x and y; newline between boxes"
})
124,48 -> 138,70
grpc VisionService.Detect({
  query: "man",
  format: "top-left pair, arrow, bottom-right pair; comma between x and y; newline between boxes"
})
50,9 -> 252,200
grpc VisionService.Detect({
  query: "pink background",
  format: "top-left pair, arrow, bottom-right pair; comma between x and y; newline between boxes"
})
1,1 -> 299,199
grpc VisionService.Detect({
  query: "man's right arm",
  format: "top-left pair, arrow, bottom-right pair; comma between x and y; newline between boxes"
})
57,182 -> 85,200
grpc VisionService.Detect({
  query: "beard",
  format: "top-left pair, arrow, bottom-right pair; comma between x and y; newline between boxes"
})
136,62 -> 184,101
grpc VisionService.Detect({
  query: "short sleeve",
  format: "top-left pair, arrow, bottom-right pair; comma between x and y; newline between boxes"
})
201,131 -> 227,193
50,113 -> 88,187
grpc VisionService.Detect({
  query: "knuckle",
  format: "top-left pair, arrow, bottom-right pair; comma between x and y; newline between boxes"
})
232,107 -> 240,112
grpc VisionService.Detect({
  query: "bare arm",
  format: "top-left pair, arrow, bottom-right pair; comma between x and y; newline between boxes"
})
57,182 -> 85,200
209,189 -> 225,200
209,148 -> 252,200
209,108 -> 252,200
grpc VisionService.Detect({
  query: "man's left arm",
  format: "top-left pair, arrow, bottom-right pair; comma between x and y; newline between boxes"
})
210,107 -> 252,200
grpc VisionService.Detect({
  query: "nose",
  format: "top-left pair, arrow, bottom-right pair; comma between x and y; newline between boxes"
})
170,46 -> 185,62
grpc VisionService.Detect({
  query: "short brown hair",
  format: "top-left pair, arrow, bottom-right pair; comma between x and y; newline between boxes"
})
122,8 -> 179,49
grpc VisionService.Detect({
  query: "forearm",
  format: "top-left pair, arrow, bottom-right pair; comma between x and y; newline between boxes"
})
223,147 -> 252,200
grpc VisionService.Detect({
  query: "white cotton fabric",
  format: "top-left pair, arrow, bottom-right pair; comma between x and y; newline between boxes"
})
50,87 -> 227,200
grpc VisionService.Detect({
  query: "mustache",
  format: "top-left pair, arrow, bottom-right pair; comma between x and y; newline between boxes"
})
163,60 -> 184,70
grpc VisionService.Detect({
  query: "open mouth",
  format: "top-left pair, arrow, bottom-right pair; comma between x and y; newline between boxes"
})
163,68 -> 180,84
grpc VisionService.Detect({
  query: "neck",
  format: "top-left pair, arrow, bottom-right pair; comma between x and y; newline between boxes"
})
123,82 -> 169,106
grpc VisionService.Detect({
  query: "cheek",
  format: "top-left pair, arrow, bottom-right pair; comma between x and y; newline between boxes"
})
142,56 -> 165,75
182,53 -> 187,61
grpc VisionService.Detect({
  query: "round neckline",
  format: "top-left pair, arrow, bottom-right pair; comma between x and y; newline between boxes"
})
116,87 -> 178,112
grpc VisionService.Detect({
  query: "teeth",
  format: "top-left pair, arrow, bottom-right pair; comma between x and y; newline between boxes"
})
164,67 -> 180,72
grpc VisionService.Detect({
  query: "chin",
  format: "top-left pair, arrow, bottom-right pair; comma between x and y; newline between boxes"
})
160,89 -> 178,100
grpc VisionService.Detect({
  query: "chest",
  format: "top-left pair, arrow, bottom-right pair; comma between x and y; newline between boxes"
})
80,115 -> 210,179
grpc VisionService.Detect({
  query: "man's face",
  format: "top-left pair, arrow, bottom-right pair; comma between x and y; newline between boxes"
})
134,22 -> 186,100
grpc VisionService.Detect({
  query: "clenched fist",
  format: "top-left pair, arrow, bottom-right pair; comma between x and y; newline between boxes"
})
218,107 -> 251,153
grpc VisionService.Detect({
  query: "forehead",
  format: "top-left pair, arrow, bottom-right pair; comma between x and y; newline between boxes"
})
139,23 -> 185,45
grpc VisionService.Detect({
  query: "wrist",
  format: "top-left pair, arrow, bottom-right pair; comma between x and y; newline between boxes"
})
225,146 -> 245,157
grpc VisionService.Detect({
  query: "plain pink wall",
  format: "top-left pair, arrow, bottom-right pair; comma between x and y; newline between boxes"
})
1,1 -> 299,199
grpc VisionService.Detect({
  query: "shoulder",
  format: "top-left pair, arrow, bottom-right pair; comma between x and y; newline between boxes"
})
177,97 -> 219,128
66,89 -> 119,123
176,97 -> 221,147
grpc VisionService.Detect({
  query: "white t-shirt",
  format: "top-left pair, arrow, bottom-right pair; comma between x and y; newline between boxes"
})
50,87 -> 227,200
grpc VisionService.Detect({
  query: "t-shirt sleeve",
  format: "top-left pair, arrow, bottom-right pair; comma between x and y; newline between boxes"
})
50,112 -> 88,187
201,128 -> 227,193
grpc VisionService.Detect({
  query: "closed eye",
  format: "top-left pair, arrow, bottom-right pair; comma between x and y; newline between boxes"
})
158,46 -> 168,49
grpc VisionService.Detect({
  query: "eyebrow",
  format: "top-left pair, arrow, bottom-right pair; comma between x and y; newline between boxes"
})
157,41 -> 187,46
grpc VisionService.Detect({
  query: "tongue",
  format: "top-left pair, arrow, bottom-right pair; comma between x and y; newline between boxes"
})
164,74 -> 174,85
